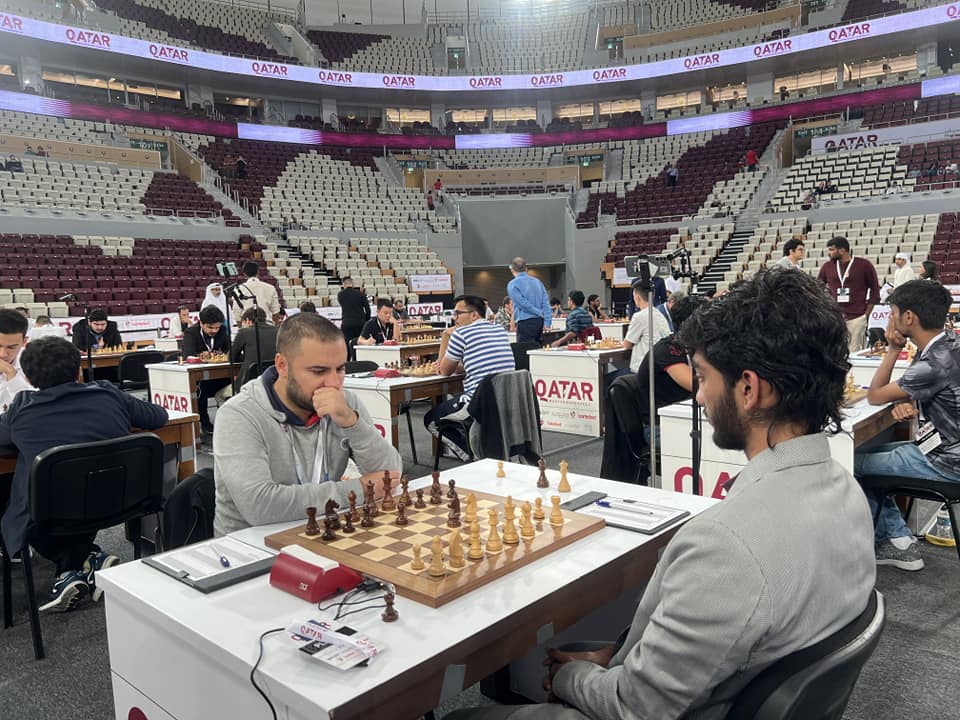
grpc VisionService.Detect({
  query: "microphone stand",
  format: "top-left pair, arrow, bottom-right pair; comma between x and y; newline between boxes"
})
224,281 -> 262,384
83,306 -> 94,382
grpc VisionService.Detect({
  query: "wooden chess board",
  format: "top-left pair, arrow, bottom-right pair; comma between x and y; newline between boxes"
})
264,488 -> 605,608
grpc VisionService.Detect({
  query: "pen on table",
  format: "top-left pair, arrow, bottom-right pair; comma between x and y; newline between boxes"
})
211,543 -> 231,568
596,499 -> 655,516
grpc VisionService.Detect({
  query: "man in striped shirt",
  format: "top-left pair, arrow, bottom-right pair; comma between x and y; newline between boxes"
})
427,295 -> 516,460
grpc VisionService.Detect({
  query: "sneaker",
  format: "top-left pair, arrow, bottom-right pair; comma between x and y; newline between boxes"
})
38,570 -> 90,613
83,551 -> 120,602
876,539 -> 925,571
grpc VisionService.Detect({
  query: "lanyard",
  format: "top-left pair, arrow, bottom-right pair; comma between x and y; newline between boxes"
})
202,332 -> 215,352
835,257 -> 855,289
283,418 -> 328,485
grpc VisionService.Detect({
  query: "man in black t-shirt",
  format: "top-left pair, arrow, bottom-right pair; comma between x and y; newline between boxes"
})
635,296 -> 706,439
357,300 -> 397,346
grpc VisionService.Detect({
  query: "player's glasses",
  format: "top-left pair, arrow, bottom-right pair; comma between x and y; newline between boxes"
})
453,310 -> 474,316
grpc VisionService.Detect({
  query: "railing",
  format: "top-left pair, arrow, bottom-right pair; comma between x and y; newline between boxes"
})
144,207 -> 221,218
866,109 -> 960,129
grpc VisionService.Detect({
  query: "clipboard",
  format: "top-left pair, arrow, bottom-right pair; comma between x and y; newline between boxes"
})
577,498 -> 690,535
144,536 -> 275,593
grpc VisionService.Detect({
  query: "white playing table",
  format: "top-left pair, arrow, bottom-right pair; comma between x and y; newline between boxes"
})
593,321 -> 630,340
146,360 -> 234,415
354,342 -> 441,367
528,347 -> 630,436
98,459 -> 716,720
848,349 -> 909,388
657,398 -> 906,498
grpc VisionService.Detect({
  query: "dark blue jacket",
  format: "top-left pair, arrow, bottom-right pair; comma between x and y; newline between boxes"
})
0,381 -> 168,553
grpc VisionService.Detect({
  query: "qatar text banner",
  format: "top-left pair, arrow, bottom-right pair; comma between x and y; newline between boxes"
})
811,116 -> 960,153
408,274 -> 453,293
2,5 -> 959,93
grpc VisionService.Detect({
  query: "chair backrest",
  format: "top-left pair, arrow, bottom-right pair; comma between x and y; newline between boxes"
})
118,350 -> 164,384
30,434 -> 165,536
467,369 -> 542,462
240,360 -> 275,386
579,326 -> 603,341
609,374 -> 646,436
345,360 -> 378,374
726,589 -> 885,720
161,468 -> 215,550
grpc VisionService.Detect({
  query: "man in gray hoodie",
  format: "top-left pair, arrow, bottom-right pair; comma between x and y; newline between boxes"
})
213,313 -> 402,536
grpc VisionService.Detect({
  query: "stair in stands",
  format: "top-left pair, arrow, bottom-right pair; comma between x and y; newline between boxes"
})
697,229 -> 755,294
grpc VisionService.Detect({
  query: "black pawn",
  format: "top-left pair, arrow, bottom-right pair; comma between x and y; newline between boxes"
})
414,488 -> 427,509
321,517 -> 336,541
361,504 -> 374,528
342,511 -> 355,534
395,502 -> 409,526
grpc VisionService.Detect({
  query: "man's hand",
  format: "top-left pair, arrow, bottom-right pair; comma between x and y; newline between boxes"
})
542,645 -> 615,700
0,359 -> 16,381
885,318 -> 907,350
891,402 -> 918,422
312,387 -> 359,428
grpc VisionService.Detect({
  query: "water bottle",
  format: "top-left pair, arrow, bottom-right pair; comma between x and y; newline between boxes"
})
925,505 -> 957,548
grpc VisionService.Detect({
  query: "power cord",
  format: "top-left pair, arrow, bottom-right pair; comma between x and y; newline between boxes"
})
250,628 -> 285,720
318,578 -> 392,620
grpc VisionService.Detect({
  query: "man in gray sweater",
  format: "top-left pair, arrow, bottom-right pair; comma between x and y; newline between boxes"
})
213,313 -> 402,536
449,268 -> 876,720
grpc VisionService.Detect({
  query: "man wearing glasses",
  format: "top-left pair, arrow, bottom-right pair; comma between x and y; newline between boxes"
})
427,295 -> 515,460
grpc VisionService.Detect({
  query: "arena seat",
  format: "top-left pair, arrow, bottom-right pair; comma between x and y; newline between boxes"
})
307,30 -> 389,64
140,173 -> 233,219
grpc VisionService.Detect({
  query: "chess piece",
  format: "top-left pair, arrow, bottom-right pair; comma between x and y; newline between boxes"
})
448,530 -> 465,568
430,471 -> 443,505
411,544 -> 425,570
447,479 -> 457,498
504,496 -> 515,521
537,458 -> 549,488
549,496 -> 564,527
533,497 -> 545,521
395,501 -> 409,526
400,475 -> 411,506
558,460 -> 571,493
321,517 -> 336,541
503,512 -> 519,545
428,536 -> 446,577
348,490 -> 360,522
447,493 -> 462,528
381,471 -> 396,512
486,512 -> 503,554
464,493 -> 478,525
366,479 -> 379,517
496,461 -> 505,478
520,501 -> 535,539
414,488 -> 427,509
325,499 -> 341,530
342,511 -> 355,534
361,504 -> 374,528
381,592 -> 398,623
468,520 -> 485,560
305,507 -> 320,536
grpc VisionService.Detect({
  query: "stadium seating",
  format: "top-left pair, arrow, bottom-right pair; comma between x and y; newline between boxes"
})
0,158 -> 152,213
197,139 -> 307,211
438,148 -> 551,170
327,35 -> 436,75
308,30 -> 389,64
720,215 -> 809,288
140,172 -> 234,218
605,228 -> 675,264
928,212 -> 960,283
842,0 -> 907,23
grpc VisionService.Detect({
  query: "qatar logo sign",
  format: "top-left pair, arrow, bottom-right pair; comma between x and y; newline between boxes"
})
534,379 -> 594,402
828,22 -> 870,43
530,74 -> 564,87
251,61 -> 288,77
753,39 -> 792,58
947,4 -> 960,18
318,70 -> 352,85
683,53 -> 721,70
382,75 -> 415,88
824,134 -> 879,151
592,68 -> 627,82
149,44 -> 189,63
469,76 -> 502,88
0,13 -> 24,33
65,28 -> 111,47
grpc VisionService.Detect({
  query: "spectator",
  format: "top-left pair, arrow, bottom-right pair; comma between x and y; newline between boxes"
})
493,296 -> 515,331
0,337 -> 167,611
392,298 -> 408,322
24,145 -> 37,156
231,307 -> 279,390
775,238 -> 805,270
893,253 -> 915,288
426,190 -> 435,211
666,164 -> 678,187
925,163 -> 940,178
817,236 -> 880,354
433,177 -> 443,204
429,295 -> 515,459
337,276 -> 370,352
5,154 -> 23,172
586,294 -> 608,321
298,301 -> 317,314
182,306 -> 231,432
357,300 -> 396,345
35,145 -> 47,157
745,148 -> 759,172
169,306 -> 194,337
232,261 -> 282,325
507,257 -> 552,345
946,161 -> 958,174
622,279 -> 671,372
202,282 -> 228,317
551,291 -> 595,347
858,281 -> 958,571
920,260 -> 939,282
27,315 -> 67,342
235,155 -> 247,180
72,309 -> 122,351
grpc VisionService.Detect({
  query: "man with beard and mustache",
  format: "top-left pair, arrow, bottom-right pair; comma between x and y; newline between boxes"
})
212,312 -> 401,536
447,269 -> 876,720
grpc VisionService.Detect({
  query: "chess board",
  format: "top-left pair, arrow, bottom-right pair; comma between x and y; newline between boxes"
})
264,488 -> 606,608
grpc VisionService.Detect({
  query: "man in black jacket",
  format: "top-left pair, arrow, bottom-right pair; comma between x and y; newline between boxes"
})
182,306 -> 231,432
231,307 -> 279,390
337,276 -> 370,357
71,308 -> 122,351
0,337 -> 168,612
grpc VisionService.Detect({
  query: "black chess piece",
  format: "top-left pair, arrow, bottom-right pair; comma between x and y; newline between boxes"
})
321,517 -> 336,541
414,488 -> 427,509
342,511 -> 355,533
361,504 -> 374,528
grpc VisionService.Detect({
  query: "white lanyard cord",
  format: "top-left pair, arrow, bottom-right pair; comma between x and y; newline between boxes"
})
836,257 -> 855,290
283,418 -> 328,485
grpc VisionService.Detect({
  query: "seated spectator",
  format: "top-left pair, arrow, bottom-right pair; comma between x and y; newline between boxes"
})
182,306 -> 230,432
5,154 -> 23,172
0,337 -> 167,611
213,313 -> 401,535
920,260 -> 939,282
23,145 -> 37,156
925,163 -> 940,178
72,309 -> 122,351
232,307 -> 279,390
587,294 -> 609,321
429,295 -> 515,459
857,281 -> 959,572
392,298 -> 408,322
235,155 -> 247,180
946,162 -> 958,174
169,306 -> 194,337
35,145 -> 47,157
357,300 -> 397,346
27,315 -> 67,341
493,296 -> 514,331
298,301 -> 317,314
551,290 -> 595,347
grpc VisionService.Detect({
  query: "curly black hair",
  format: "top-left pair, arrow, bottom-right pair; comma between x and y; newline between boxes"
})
678,269 -> 850,436
21,337 -> 81,389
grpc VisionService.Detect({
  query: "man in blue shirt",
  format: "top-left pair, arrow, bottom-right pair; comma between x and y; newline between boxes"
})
428,295 -> 515,459
551,290 -> 596,347
507,257 -> 552,345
